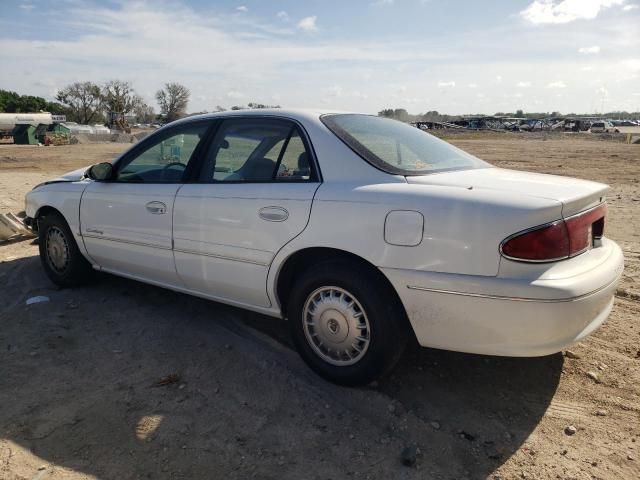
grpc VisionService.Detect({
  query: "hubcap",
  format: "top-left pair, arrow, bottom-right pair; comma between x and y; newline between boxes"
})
46,226 -> 69,273
302,286 -> 371,366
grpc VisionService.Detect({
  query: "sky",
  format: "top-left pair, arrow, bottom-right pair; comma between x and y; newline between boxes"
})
0,0 -> 639,115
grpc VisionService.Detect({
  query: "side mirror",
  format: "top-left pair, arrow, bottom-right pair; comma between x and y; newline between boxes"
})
87,162 -> 113,181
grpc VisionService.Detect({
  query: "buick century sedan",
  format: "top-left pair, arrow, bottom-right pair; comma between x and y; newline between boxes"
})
24,110 -> 624,385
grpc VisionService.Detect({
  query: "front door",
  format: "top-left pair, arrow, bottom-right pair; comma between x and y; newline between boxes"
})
173,117 -> 320,307
80,121 -> 211,285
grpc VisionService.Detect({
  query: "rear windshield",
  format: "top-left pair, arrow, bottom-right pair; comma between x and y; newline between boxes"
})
321,114 -> 490,175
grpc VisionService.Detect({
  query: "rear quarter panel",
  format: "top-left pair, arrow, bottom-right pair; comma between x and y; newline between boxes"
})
268,181 -> 563,303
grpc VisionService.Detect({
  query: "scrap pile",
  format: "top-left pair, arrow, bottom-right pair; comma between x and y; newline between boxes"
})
0,213 -> 33,243
44,132 -> 70,146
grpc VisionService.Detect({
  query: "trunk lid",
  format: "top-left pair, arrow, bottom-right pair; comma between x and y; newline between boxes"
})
406,167 -> 609,217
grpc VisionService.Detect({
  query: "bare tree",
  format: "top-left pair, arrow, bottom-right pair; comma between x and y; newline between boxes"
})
156,83 -> 190,122
134,102 -> 156,124
102,80 -> 140,115
56,82 -> 103,124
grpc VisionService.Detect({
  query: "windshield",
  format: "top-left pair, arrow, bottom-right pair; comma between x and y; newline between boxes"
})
321,114 -> 490,175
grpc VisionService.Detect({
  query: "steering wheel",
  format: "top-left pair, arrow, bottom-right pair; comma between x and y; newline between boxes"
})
163,161 -> 186,171
162,162 -> 186,180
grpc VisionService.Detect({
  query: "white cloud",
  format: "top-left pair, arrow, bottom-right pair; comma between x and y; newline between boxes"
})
351,90 -> 369,99
622,3 -> 639,9
236,5 -> 248,12
372,0 -> 395,5
517,81 -> 532,87
297,16 -> 318,31
581,65 -> 595,71
579,45 -> 601,53
298,15 -> 318,32
623,58 -> 640,71
19,3 -> 34,10
547,80 -> 567,88
327,85 -> 343,97
276,11 -> 289,21
2,0 -> 639,114
226,90 -> 245,99
521,0 -> 625,25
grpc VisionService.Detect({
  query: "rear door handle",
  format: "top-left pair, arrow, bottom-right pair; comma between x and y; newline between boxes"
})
146,201 -> 167,214
259,206 -> 289,222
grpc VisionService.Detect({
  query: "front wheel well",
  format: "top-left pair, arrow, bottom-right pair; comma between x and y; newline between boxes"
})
33,206 -> 65,231
275,247 -> 408,323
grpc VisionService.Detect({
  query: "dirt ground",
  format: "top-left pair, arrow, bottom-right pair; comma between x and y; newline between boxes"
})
0,133 -> 638,480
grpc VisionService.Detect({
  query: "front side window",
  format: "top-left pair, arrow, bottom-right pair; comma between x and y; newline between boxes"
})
321,114 -> 490,175
198,118 -> 314,182
115,123 -> 209,183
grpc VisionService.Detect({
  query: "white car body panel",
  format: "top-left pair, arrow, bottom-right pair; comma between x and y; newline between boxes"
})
173,182 -> 320,307
383,238 -> 623,355
276,180 -> 563,277
79,182 -> 181,285
25,108 -> 624,358
25,181 -> 90,257
407,168 -> 608,217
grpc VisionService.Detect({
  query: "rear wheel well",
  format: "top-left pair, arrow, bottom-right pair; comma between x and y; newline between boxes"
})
276,247 -> 408,323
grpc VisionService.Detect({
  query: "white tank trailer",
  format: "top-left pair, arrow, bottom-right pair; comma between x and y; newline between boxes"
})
0,113 -> 67,145
0,112 -> 60,131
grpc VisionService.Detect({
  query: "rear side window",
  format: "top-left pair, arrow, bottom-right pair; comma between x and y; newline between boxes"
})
321,114 -> 489,176
198,118 -> 315,182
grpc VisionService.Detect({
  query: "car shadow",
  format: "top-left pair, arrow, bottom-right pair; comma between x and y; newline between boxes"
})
0,253 -> 562,479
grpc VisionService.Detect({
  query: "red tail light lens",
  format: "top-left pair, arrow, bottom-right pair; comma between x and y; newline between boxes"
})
565,204 -> 606,255
501,204 -> 606,262
501,221 -> 570,261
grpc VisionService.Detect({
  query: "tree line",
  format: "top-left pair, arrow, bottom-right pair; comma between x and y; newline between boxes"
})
379,107 -> 640,122
0,80 -> 191,125
1,81 -> 282,127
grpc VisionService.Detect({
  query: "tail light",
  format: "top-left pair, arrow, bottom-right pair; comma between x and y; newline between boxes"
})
500,204 -> 606,262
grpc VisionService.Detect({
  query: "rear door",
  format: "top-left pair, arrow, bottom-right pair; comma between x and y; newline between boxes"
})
173,117 -> 320,307
80,120 -> 212,285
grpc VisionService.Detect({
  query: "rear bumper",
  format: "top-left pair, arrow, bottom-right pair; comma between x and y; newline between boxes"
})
382,239 -> 624,356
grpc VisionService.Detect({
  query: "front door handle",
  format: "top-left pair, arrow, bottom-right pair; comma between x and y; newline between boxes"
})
146,201 -> 167,214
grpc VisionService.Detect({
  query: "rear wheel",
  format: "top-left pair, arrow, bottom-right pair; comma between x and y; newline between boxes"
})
288,260 -> 408,386
38,212 -> 93,287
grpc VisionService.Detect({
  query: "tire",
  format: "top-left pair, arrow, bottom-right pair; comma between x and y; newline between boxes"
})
38,212 -> 94,287
288,260 -> 409,386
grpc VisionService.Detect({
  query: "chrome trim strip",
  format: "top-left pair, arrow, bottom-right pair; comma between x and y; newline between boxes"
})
83,233 -> 271,266
406,276 -> 619,303
82,234 -> 172,251
83,233 -> 270,266
173,248 -> 270,266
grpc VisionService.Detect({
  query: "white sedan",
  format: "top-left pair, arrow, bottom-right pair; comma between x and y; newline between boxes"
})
24,109 -> 624,385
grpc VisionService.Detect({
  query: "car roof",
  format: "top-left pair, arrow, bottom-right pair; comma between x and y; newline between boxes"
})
172,108 -> 356,127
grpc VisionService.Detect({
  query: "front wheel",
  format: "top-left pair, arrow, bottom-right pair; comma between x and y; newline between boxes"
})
38,212 -> 94,287
288,261 -> 409,386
